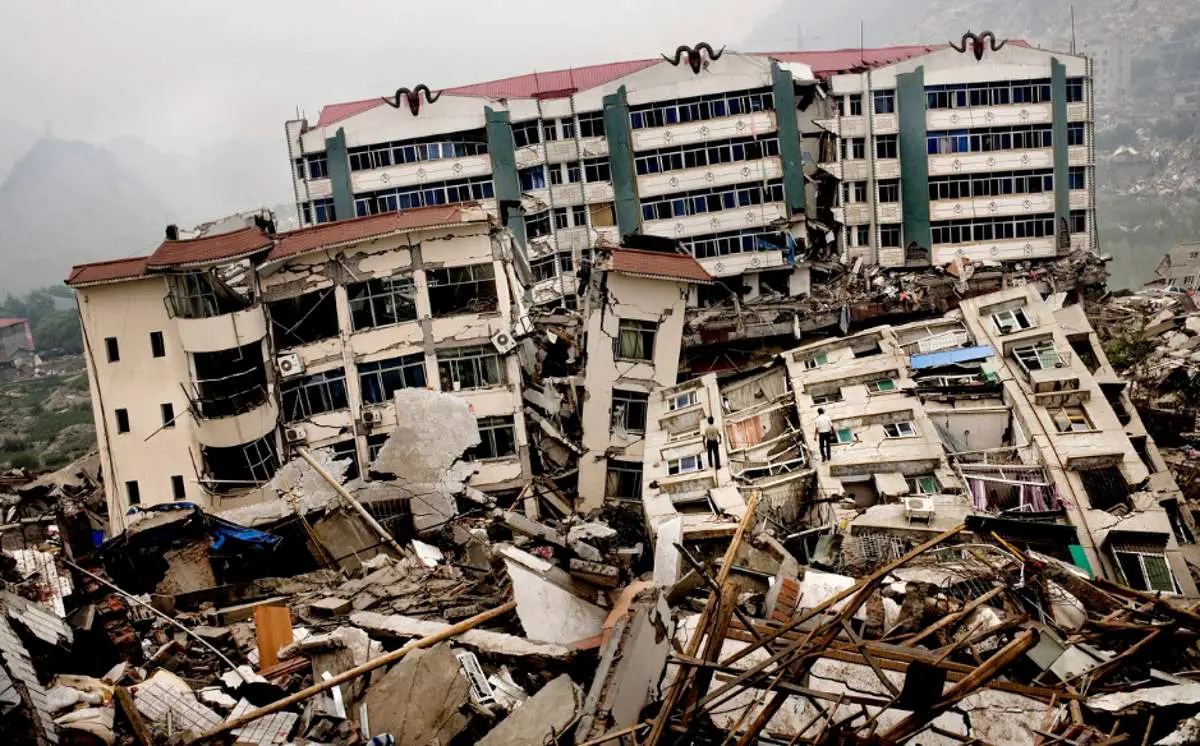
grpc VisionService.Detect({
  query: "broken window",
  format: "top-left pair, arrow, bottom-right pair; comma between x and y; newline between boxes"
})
878,180 -> 900,203
1111,542 -> 1178,593
105,336 -> 120,363
355,176 -> 494,216
590,202 -> 616,227
201,433 -> 278,493
606,461 -> 643,499
873,89 -> 895,114
992,308 -> 1033,335
668,390 -> 698,411
1163,498 -> 1196,544
427,264 -> 498,317
803,352 -> 828,370
847,94 -> 862,116
367,433 -> 389,462
161,402 -> 175,429
280,368 -> 349,422
811,389 -> 843,405
126,480 -> 140,505
879,225 -> 901,248
1050,406 -> 1092,433
171,475 -> 185,501
835,427 -> 855,444
530,253 -> 560,283
1069,336 -> 1100,374
191,342 -> 268,419
1012,340 -> 1062,372
150,331 -> 165,358
115,408 -> 130,434
519,165 -> 546,191
667,455 -> 702,476
686,229 -> 778,260
438,346 -> 505,391
614,319 -> 657,361
1130,436 -> 1157,474
525,211 -> 552,240
883,421 -> 917,438
611,389 -> 649,434
578,111 -> 605,138
908,475 -> 939,494
328,439 -> 361,481
268,289 -> 340,345
468,416 -> 517,460
512,120 -> 540,147
866,378 -> 897,393
359,354 -> 427,405
1079,467 -> 1131,512
876,135 -> 898,159
348,276 -> 418,331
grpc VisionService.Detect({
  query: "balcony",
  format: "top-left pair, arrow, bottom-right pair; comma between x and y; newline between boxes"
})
516,137 -> 608,167
929,149 -> 1053,177
176,305 -> 267,354
931,237 -> 1057,265
348,154 -> 492,194
642,202 -> 787,241
696,248 -> 790,278
638,158 -> 783,199
189,355 -> 277,449
926,103 -> 1053,131
631,111 -> 777,152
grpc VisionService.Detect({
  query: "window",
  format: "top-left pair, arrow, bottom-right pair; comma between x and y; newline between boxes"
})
281,368 -> 349,421
929,169 -> 1055,201
578,111 -> 605,138
611,389 -> 649,434
542,121 -> 558,142
811,390 -> 843,405
171,475 -> 186,501
628,88 -> 774,129
667,455 -> 702,475
847,94 -> 863,116
866,378 -> 897,393
470,416 -> 517,460
150,331 -> 165,358
426,264 -> 498,317
561,117 -> 576,139
908,475 -> 938,494
519,165 -> 546,190
873,90 -> 895,114
359,354 -> 427,405
525,210 -> 552,239
367,433 -> 389,462
875,135 -> 898,159
635,136 -> 780,176
606,461 -> 643,498
438,346 -> 505,391
835,427 -> 855,444
105,337 -> 120,363
639,180 -> 785,221
305,154 -> 328,179
931,213 -> 1060,245
1112,543 -> 1178,593
992,308 -> 1033,334
583,157 -> 610,183
1050,406 -> 1092,433
348,276 -> 418,331
126,480 -> 140,506
1070,209 -> 1087,234
883,421 -> 918,438
1013,340 -> 1062,371
925,79 -> 1052,109
115,408 -> 130,434
878,180 -> 900,203
530,253 -> 559,283
269,290 -> 341,345
566,162 -> 582,183
308,198 -> 336,224
843,138 -> 866,160
571,205 -> 587,227
669,390 -> 698,410
855,225 -> 870,247
354,176 -> 494,216
686,228 -> 778,260
161,402 -> 175,429
551,207 -> 568,230
1068,166 -> 1086,190
927,124 -> 1052,155
1066,78 -> 1085,103
548,164 -> 565,186
803,353 -> 829,370
346,129 -> 488,172
512,120 -> 540,147
1067,122 -> 1085,147
879,225 -> 901,248
849,181 -> 867,203
615,319 -> 657,361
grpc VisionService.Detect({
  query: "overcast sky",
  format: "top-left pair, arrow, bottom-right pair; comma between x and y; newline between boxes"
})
0,0 -> 789,152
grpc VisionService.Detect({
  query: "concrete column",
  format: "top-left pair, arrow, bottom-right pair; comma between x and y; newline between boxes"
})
897,66 -> 931,252
603,86 -> 641,237
324,128 -> 354,222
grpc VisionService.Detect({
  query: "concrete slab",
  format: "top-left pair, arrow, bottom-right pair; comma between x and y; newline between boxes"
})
479,674 -> 581,746
500,545 -> 607,645
360,643 -> 470,744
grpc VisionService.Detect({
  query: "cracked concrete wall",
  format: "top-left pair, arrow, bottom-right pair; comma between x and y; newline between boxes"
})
578,272 -> 690,512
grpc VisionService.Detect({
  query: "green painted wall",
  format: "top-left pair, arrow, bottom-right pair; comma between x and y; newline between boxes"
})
485,106 -> 527,248
771,62 -> 806,215
1051,58 -> 1070,237
324,127 -> 354,222
897,67 -> 931,251
603,86 -> 641,237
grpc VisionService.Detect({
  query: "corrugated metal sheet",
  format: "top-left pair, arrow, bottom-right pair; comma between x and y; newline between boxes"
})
909,344 -> 994,370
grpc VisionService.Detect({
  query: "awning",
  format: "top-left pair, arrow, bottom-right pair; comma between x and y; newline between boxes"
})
910,344 -> 994,370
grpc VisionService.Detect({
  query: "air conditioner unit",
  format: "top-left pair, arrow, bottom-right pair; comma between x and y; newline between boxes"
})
284,425 -> 307,444
276,353 -> 304,378
904,496 -> 936,524
362,409 -> 385,426
491,330 -> 517,354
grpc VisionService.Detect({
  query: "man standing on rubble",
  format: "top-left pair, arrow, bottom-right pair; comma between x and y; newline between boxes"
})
814,407 -> 833,462
704,416 -> 722,470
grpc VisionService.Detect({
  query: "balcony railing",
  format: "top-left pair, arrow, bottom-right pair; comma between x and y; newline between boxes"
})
191,366 -> 269,419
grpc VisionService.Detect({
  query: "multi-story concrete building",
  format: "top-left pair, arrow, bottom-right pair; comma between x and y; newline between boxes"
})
67,205 -> 533,530
287,38 -> 1095,336
0,318 -> 33,367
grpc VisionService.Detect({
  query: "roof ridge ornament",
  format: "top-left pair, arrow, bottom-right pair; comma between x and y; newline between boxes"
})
662,43 -> 726,74
383,84 -> 443,116
949,30 -> 1008,61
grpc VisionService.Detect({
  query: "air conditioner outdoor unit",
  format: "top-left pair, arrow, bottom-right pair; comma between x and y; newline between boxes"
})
491,330 -> 517,354
362,409 -> 385,426
276,353 -> 304,378
284,425 -> 307,444
904,496 -> 936,524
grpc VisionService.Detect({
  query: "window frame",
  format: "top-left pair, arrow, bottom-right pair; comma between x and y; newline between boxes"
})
281,367 -> 350,422
426,263 -> 499,317
105,337 -> 120,363
150,331 -> 165,358
358,354 -> 428,406
437,345 -> 506,392
883,421 -> 918,439
348,275 -> 418,331
668,390 -> 699,411
866,378 -> 897,393
115,408 -> 130,434
471,415 -> 517,460
667,455 -> 703,475
614,319 -> 657,362
161,402 -> 176,429
992,307 -> 1033,335
611,389 -> 650,434
1050,405 -> 1093,433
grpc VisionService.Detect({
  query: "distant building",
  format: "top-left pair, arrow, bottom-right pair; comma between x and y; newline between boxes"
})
1153,241 -> 1200,290
1083,41 -> 1132,110
0,318 -> 34,367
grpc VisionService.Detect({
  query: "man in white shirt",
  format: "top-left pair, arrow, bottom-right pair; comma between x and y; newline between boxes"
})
814,408 -> 834,462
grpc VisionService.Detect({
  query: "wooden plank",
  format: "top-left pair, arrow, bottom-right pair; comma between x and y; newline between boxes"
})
114,686 -> 153,746
254,604 -> 293,671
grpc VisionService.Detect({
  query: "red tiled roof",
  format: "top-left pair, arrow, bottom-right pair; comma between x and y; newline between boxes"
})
147,226 -> 274,270
311,45 -> 969,128
0,318 -> 27,329
608,248 -> 712,284
267,204 -> 470,263
66,256 -> 150,287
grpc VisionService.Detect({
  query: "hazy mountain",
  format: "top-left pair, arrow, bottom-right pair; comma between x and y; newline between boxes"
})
0,138 -> 173,294
0,119 -> 38,183
741,1 -> 939,51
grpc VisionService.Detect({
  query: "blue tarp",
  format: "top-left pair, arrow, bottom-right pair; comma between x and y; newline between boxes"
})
909,344 -> 994,371
123,502 -> 281,552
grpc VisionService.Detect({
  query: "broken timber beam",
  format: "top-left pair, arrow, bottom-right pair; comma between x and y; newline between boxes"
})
901,585 -> 1005,648
295,447 -> 406,556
